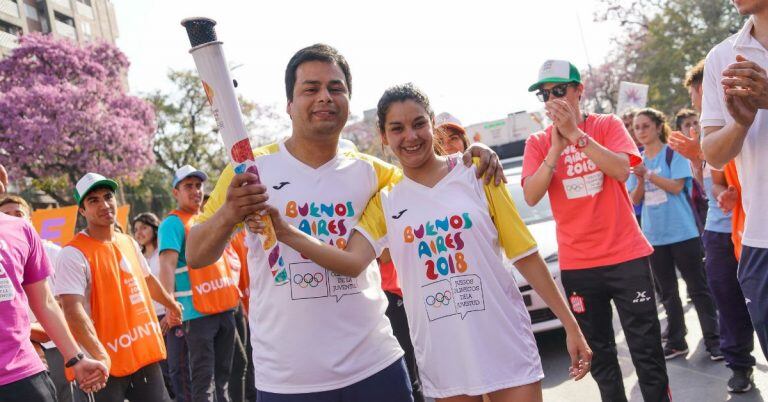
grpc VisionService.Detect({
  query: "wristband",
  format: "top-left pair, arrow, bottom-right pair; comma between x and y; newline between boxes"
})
65,352 -> 84,368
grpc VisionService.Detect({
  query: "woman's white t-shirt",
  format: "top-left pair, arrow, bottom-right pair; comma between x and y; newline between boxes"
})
145,249 -> 164,316
356,160 -> 544,398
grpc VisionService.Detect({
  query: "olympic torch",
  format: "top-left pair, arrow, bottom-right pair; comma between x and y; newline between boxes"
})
181,18 -> 287,285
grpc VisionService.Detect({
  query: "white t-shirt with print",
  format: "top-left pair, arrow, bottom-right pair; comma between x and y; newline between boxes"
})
54,232 -> 150,315
199,141 -> 404,394
701,16 -> 768,248
356,160 -> 543,398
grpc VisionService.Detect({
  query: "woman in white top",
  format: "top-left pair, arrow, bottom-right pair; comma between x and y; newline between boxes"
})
131,213 -> 165,318
249,83 -> 591,402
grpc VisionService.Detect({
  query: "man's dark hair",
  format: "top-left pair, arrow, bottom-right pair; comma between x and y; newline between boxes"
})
675,108 -> 698,131
376,83 -> 434,133
285,44 -> 352,102
684,59 -> 705,88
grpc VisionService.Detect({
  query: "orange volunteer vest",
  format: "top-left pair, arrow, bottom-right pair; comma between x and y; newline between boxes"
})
723,160 -> 745,260
169,209 -> 240,314
66,232 -> 165,379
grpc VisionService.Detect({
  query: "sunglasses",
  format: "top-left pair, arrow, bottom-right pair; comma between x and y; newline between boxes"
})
536,83 -> 576,102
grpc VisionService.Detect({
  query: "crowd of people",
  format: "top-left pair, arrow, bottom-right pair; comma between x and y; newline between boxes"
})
1,1 -> 768,402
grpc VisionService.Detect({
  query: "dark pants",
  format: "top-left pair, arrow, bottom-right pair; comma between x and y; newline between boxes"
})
167,324 -> 192,402
43,347 -> 89,402
649,237 -> 720,350
157,315 -> 175,400
229,304 -> 257,402
702,231 -> 756,369
94,362 -> 171,402
0,371 -> 56,402
384,291 -> 424,402
561,257 -> 669,402
245,323 -> 258,402
184,310 -> 237,402
256,358 -> 412,402
738,245 -> 768,360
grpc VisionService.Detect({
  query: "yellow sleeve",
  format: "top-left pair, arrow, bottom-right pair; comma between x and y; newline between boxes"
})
197,163 -> 234,225
481,166 -> 538,261
348,151 -> 402,190
354,191 -> 388,256
197,143 -> 279,225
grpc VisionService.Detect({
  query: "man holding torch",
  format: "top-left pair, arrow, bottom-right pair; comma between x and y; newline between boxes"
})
182,19 -> 504,402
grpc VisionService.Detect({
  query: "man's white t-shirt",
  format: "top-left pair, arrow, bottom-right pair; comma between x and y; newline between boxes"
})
29,240 -> 61,349
356,160 -> 544,398
199,141 -> 404,394
701,16 -> 768,248
54,232 -> 150,315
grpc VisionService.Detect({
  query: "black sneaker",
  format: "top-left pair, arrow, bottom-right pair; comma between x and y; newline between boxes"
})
728,368 -> 754,393
663,345 -> 688,360
709,346 -> 724,361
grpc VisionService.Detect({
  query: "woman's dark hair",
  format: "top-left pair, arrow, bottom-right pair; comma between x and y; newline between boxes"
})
132,212 -> 160,252
376,83 -> 434,134
285,44 -> 352,101
636,107 -> 672,143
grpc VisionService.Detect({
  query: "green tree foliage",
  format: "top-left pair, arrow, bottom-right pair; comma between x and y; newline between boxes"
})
124,69 -> 290,217
590,0 -> 745,116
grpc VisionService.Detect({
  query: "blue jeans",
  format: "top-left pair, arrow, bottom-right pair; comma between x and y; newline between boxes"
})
256,358 -> 412,402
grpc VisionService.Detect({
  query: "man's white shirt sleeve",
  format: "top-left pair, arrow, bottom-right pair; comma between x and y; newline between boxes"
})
53,246 -> 90,296
700,48 -> 728,128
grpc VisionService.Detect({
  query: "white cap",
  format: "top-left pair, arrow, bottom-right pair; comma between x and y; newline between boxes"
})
172,165 -> 208,188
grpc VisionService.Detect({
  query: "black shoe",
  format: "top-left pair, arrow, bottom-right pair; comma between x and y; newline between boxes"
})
663,345 -> 688,360
709,346 -> 724,361
728,368 -> 754,393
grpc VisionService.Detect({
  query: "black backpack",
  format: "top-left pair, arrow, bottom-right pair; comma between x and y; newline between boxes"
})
665,147 -> 708,234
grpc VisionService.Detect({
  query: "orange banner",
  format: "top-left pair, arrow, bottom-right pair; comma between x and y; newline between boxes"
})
30,206 -> 78,247
30,204 -> 131,246
116,205 -> 130,233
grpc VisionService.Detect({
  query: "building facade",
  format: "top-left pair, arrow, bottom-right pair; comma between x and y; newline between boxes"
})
0,0 -> 118,57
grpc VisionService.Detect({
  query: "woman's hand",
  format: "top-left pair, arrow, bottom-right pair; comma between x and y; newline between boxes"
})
632,163 -> 647,178
246,205 -> 291,241
565,328 -> 592,381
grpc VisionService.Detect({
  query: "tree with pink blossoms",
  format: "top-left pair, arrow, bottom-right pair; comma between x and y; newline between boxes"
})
0,33 -> 155,204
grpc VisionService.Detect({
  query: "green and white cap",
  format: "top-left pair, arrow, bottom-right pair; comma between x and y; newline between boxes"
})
528,60 -> 581,92
74,173 -> 118,205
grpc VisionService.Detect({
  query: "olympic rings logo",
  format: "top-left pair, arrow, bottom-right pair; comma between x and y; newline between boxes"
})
425,291 -> 452,307
565,183 -> 584,192
293,272 -> 325,288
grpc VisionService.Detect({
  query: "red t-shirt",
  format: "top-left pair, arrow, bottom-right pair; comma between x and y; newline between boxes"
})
521,113 -> 652,270
378,260 -> 403,298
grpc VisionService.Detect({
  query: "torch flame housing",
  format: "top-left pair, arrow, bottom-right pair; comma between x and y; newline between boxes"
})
181,17 -> 218,48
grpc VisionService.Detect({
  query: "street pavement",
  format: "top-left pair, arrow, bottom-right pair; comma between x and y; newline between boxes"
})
538,281 -> 767,402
